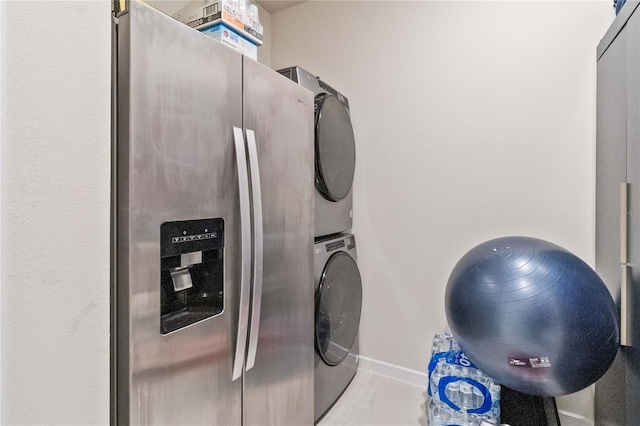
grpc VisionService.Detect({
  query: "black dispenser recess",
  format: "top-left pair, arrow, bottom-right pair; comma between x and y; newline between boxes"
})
160,218 -> 224,334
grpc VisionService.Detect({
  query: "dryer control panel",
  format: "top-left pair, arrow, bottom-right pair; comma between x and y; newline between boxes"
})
325,236 -> 356,252
326,240 -> 345,252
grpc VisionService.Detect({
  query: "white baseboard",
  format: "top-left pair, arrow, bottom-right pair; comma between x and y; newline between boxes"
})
357,356 -> 428,388
557,410 -> 594,426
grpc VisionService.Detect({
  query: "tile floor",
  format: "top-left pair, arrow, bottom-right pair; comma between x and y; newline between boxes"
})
317,368 -> 592,426
318,369 -> 429,426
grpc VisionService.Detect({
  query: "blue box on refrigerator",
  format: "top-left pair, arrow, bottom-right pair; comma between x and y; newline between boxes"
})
200,23 -> 258,60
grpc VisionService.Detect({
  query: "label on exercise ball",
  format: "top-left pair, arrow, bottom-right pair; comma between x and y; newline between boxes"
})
509,357 -> 552,368
530,357 -> 552,368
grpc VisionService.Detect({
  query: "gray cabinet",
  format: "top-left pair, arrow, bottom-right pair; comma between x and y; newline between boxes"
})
596,2 -> 640,424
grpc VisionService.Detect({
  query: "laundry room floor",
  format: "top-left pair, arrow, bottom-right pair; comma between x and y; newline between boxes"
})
316,368 -> 591,426
317,368 -> 428,426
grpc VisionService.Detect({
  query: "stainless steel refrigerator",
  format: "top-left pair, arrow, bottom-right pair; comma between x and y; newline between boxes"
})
111,2 -> 315,424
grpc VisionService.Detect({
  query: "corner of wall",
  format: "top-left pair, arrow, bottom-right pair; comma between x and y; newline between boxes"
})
256,3 -> 272,68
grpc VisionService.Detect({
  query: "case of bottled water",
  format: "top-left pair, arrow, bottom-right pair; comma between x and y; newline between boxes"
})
427,332 -> 501,426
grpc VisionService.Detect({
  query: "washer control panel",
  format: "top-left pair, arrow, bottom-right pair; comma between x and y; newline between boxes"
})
325,235 -> 356,252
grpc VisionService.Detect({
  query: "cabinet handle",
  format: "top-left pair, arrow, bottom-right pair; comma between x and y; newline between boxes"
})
621,183 -> 628,264
621,263 -> 630,347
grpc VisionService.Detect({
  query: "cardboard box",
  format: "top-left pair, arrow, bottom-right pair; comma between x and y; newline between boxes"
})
172,0 -> 263,46
200,23 -> 257,60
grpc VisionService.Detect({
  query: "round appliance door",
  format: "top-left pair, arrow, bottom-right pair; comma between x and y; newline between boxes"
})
315,251 -> 363,366
315,94 -> 356,202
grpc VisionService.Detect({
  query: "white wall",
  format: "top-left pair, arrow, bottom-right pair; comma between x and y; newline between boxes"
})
256,2 -> 272,67
2,1 -> 111,424
272,1 -> 613,422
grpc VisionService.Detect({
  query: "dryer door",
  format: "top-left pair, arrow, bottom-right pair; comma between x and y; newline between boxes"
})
315,251 -> 363,366
315,94 -> 356,202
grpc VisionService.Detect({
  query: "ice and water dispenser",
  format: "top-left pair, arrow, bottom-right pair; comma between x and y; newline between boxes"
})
160,218 -> 224,334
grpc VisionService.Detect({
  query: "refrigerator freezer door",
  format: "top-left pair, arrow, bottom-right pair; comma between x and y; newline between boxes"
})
241,58 -> 315,425
114,2 -> 243,424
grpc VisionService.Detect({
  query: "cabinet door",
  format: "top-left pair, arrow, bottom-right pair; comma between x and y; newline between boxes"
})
625,9 -> 640,423
595,16 -> 627,426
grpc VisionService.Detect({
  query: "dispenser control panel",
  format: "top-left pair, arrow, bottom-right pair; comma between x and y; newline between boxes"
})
160,218 -> 225,334
161,218 -> 224,257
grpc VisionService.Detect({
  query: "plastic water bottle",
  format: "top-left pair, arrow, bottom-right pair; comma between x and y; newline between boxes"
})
428,398 -> 447,426
463,369 -> 481,410
472,384 -> 484,409
444,365 -> 461,408
247,3 -> 259,22
469,413 -> 484,426
447,409 -> 464,425
444,379 -> 460,409
227,0 -> 239,15
431,334 -> 444,355
489,382 -> 501,422
431,341 -> 443,356
449,338 -> 460,352
431,359 -> 446,400
459,381 -> 474,410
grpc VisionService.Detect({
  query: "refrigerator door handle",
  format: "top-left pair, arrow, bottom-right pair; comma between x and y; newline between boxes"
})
245,129 -> 264,371
232,126 -> 252,381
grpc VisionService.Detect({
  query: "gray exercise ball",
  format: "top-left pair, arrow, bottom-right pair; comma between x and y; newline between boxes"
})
445,236 -> 619,396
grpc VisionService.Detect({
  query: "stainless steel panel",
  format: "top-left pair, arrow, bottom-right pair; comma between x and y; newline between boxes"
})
115,3 -> 243,424
624,13 -> 640,422
627,9 -> 640,350
277,66 -> 354,238
598,1 -> 640,61
314,337 -> 359,421
245,129 -> 264,371
241,59 -> 315,425
624,346 -> 640,422
113,11 -> 131,424
596,10 -> 629,425
596,349 -> 626,426
596,15 -> 627,319
232,126 -> 252,381
315,188 -> 353,238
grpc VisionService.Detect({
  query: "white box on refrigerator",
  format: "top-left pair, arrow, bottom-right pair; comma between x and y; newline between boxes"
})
172,0 -> 263,46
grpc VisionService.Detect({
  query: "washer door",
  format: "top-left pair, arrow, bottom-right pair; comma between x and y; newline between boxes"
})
315,251 -> 363,366
315,94 -> 356,202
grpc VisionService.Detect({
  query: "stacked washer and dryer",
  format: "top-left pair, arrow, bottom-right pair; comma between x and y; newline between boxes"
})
278,66 -> 363,422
